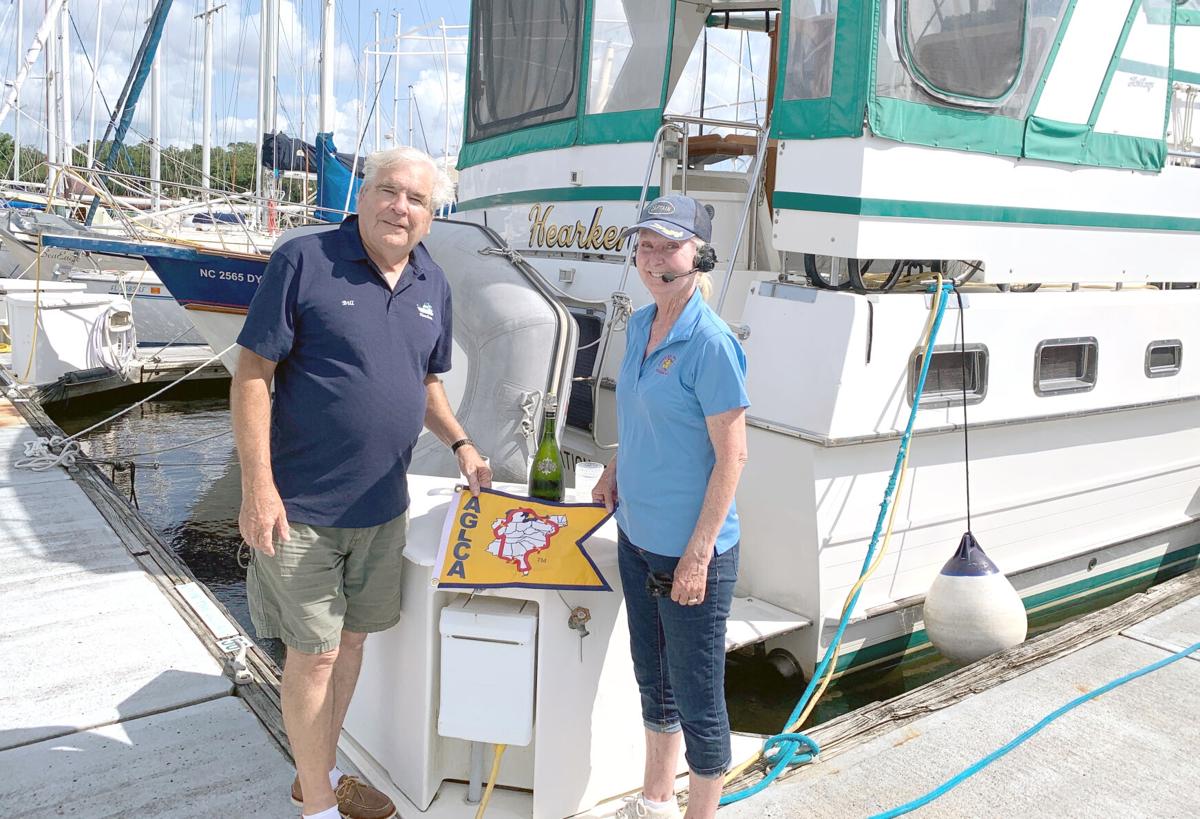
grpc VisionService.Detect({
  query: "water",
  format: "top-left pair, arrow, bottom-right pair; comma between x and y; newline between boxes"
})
48,394 -> 1162,736
51,391 -> 285,668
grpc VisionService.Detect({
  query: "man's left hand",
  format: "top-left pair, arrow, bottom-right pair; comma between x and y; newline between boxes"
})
457,446 -> 492,495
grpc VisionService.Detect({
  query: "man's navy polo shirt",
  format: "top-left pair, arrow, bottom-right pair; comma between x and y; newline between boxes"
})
237,216 -> 452,527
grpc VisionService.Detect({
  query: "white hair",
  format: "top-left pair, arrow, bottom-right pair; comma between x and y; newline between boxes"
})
362,147 -> 456,210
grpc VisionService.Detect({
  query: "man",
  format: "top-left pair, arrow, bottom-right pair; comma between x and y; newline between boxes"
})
232,146 -> 490,819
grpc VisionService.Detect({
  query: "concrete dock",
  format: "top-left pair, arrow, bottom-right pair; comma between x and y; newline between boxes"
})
0,392 -> 297,817
2,373 -> 1196,818
718,585 -> 1200,818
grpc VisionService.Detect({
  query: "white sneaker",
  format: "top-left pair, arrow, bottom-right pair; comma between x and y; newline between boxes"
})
614,794 -> 683,819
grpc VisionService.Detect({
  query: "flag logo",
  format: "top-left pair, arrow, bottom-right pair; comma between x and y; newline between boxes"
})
434,488 -> 612,591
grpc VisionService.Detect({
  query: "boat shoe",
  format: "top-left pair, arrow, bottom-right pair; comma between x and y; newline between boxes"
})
290,774 -> 397,819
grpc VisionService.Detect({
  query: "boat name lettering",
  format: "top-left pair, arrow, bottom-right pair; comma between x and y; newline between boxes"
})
528,204 -> 628,252
198,267 -> 261,284
446,493 -> 481,579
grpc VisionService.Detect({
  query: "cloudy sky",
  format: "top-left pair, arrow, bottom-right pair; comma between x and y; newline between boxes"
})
1,0 -> 770,165
1,0 -> 470,160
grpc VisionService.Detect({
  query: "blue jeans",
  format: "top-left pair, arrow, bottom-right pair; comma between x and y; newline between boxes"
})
617,528 -> 739,778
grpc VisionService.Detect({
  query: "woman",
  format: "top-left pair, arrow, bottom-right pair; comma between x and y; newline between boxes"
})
593,195 -> 749,819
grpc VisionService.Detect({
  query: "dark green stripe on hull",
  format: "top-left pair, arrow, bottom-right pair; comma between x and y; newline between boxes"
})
833,542 -> 1200,676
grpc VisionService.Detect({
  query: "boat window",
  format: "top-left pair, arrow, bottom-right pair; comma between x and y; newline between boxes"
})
467,0 -> 584,142
875,0 -> 1066,122
586,0 -> 671,115
1145,340 -> 1182,378
899,0 -> 1028,105
784,0 -> 839,100
908,344 -> 988,408
1176,0 -> 1200,18
1035,338 -> 1098,396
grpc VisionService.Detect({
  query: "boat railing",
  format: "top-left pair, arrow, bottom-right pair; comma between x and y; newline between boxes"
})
613,121 -> 686,295
42,164 -> 354,254
658,114 -> 770,315
663,114 -> 765,197
714,120 -> 771,315
594,115 -> 769,450
1167,149 -> 1200,167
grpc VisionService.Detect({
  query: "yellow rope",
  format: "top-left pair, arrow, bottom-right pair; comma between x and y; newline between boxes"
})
18,230 -> 51,384
474,743 -> 507,819
724,275 -> 946,785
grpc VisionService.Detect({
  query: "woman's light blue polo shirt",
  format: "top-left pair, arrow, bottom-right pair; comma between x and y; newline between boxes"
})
615,288 -> 749,558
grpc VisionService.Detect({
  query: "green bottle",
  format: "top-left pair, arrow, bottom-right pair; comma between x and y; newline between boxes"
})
528,395 -> 564,502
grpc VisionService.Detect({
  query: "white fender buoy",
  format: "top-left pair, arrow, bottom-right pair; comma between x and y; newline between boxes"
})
923,532 -> 1028,664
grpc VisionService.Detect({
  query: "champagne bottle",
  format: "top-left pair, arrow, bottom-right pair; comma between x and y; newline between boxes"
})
528,395 -> 564,502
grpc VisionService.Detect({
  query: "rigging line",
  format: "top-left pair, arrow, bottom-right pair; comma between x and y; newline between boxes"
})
411,90 -> 431,153
0,4 -> 14,68
59,342 -> 239,444
350,52 -> 395,156
745,27 -> 759,122
954,287 -> 972,532
218,0 -> 252,160
184,3 -> 201,152
97,0 -> 132,76
68,10 -> 119,131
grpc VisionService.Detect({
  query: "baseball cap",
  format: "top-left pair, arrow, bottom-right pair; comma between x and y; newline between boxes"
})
619,194 -> 714,243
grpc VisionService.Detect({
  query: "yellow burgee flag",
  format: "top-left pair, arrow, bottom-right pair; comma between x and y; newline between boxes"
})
433,487 -> 613,591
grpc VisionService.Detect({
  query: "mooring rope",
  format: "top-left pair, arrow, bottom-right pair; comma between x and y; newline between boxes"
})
13,342 -> 237,472
720,279 -> 955,805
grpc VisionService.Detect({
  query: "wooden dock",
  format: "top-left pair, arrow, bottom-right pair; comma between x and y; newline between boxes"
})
716,569 -> 1200,818
0,387 -> 299,817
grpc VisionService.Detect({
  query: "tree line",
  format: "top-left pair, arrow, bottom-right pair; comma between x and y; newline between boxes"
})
0,133 -> 310,202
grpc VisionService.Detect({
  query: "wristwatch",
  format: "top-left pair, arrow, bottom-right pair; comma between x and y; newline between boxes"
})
451,437 -> 476,454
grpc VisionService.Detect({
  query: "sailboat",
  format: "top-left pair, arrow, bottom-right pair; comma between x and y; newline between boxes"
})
35,1 -> 1200,815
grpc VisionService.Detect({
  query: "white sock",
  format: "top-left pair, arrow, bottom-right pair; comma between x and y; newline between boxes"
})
644,795 -> 675,811
328,766 -> 344,789
302,808 -> 340,819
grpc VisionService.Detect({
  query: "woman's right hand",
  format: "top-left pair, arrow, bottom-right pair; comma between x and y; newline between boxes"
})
593,460 -> 618,512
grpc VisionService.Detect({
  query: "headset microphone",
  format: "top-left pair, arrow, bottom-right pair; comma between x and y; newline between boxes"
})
638,244 -> 718,283
659,269 -> 695,284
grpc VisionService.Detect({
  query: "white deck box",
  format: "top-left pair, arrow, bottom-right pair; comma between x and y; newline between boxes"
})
438,595 -> 538,746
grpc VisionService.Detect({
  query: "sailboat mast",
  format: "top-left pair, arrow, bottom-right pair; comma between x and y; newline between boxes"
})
318,0 -> 334,134
198,0 -> 222,190
254,0 -> 270,210
58,0 -> 72,168
86,0 -> 101,166
14,0 -> 23,181
0,0 -> 68,174
391,12 -> 400,146
150,44 -> 161,210
440,17 -> 449,169
84,0 -> 175,224
373,10 -> 381,152
268,0 -> 278,138
258,0 -> 278,212
45,0 -> 57,192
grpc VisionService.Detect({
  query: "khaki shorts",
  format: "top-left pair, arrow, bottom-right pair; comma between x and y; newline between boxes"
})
247,513 -> 407,654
